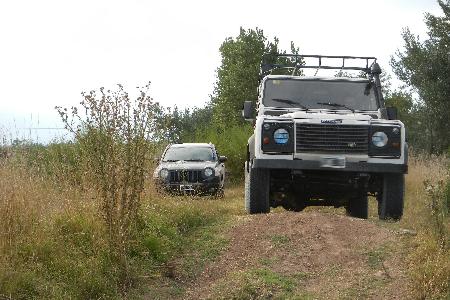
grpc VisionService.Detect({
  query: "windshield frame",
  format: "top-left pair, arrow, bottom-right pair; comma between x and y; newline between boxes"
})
261,77 -> 380,112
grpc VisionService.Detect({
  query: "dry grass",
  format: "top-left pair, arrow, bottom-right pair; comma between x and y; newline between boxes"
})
0,152 -> 242,299
400,154 -> 450,299
0,161 -> 93,256
401,154 -> 449,229
0,150 -> 448,299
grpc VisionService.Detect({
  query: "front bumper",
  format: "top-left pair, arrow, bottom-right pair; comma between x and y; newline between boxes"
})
154,177 -> 221,194
253,159 -> 407,174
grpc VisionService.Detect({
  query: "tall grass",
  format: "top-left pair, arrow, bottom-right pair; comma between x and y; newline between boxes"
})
1,125 -> 448,299
0,160 -> 114,299
401,154 -> 449,299
0,153 -> 239,299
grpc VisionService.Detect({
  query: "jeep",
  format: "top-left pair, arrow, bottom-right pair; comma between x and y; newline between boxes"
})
153,143 -> 227,196
242,54 -> 407,220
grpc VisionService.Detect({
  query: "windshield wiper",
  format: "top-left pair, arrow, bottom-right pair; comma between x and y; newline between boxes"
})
271,98 -> 309,110
316,102 -> 355,112
184,159 -> 205,162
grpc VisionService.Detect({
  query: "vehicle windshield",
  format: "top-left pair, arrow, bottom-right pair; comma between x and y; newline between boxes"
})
263,79 -> 378,111
163,146 -> 215,162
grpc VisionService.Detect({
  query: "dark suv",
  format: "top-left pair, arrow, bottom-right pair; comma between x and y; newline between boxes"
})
153,143 -> 227,196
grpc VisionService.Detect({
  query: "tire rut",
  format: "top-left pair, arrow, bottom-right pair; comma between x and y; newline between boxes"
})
184,211 -> 410,299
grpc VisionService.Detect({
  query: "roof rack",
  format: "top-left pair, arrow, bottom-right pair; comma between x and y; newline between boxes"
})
260,54 -> 378,78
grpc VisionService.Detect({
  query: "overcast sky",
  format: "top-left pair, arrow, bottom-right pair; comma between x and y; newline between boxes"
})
0,0 -> 442,142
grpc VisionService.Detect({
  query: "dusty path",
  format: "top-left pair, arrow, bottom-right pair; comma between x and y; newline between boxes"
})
183,211 -> 411,299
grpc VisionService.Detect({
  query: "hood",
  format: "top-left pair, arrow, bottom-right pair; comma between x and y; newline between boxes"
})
157,160 -> 217,171
280,111 -> 373,121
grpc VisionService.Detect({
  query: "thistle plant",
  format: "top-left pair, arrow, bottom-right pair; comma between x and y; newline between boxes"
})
56,82 -> 158,284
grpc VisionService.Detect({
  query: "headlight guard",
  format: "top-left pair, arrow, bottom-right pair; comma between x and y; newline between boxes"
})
261,121 -> 294,153
369,125 -> 401,158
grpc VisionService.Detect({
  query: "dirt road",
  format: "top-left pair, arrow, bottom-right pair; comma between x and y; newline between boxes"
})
184,210 -> 411,299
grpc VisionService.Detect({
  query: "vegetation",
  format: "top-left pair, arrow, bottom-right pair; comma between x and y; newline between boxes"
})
389,3 -> 450,296
0,142 -> 242,299
400,155 -> 450,299
156,28 -> 301,179
1,2 -> 450,297
391,0 -> 450,153
1,146 -> 448,298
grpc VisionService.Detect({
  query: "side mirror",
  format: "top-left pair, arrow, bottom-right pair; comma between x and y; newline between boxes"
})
219,156 -> 227,163
386,107 -> 398,120
242,101 -> 254,121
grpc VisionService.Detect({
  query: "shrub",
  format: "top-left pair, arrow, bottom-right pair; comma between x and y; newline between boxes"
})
189,124 -> 252,181
56,83 -> 160,286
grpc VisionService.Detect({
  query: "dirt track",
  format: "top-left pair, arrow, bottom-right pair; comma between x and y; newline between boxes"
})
184,211 -> 411,299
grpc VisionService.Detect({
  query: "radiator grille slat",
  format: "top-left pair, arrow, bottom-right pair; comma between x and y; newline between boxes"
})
296,124 -> 369,154
169,170 -> 202,183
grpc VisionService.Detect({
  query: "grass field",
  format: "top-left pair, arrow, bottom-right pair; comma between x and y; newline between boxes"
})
0,150 -> 448,299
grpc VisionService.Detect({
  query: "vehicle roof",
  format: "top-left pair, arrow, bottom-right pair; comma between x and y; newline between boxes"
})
264,75 -> 370,82
169,143 -> 213,148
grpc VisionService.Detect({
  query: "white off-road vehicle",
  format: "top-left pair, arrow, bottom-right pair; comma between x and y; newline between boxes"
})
243,54 -> 407,220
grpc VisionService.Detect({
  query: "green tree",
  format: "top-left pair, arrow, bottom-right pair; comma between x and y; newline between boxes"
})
390,0 -> 450,153
155,28 -> 302,179
211,27 -> 300,127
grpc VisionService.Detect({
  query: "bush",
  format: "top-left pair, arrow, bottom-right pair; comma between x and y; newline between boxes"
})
187,123 -> 252,181
56,83 -> 160,286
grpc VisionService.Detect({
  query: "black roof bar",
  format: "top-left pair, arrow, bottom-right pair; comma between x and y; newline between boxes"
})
260,54 -> 378,78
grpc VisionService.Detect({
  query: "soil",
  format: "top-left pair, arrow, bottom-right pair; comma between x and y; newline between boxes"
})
183,211 -> 411,299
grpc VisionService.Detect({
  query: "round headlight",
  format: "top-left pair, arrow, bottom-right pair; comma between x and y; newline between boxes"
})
204,167 -> 214,177
159,168 -> 169,179
372,132 -> 388,147
273,128 -> 289,144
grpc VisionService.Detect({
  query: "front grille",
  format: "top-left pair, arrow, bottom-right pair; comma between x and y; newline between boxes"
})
169,170 -> 202,183
296,123 -> 369,153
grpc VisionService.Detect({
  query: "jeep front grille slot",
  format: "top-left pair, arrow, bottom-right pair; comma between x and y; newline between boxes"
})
296,124 -> 368,153
169,170 -> 202,183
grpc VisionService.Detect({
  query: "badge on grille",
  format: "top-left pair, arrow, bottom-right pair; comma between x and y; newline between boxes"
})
320,119 -> 342,124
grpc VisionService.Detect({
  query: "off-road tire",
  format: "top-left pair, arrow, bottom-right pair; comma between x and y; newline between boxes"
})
346,194 -> 368,219
245,164 -> 270,214
378,173 -> 404,220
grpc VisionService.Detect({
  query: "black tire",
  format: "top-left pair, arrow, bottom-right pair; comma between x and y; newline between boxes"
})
346,194 -> 368,219
378,173 -> 404,220
245,164 -> 270,214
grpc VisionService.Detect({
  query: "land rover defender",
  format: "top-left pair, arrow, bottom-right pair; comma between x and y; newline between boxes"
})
243,54 -> 407,220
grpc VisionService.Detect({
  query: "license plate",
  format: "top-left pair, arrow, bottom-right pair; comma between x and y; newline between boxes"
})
320,157 -> 346,168
179,184 -> 195,192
